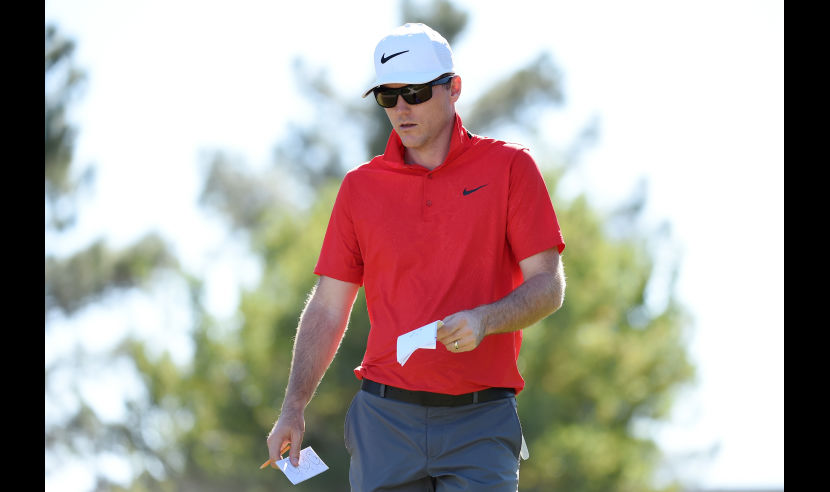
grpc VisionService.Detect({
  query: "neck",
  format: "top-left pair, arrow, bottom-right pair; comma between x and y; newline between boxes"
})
403,114 -> 456,170
404,143 -> 448,171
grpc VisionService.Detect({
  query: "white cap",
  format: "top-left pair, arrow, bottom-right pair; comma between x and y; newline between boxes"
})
362,23 -> 455,98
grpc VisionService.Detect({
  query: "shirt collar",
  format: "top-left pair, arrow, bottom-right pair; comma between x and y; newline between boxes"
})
382,113 -> 471,171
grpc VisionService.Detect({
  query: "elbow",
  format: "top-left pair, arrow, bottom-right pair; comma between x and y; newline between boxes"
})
552,285 -> 564,313
549,271 -> 566,314
544,251 -> 566,315
531,271 -> 564,320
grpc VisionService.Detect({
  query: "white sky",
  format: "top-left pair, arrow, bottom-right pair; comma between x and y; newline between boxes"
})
45,0 -> 783,490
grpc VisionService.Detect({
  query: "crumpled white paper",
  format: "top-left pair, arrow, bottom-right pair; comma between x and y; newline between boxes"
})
396,320 -> 443,366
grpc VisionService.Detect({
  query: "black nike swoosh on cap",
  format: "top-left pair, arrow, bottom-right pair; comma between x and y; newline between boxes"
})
381,50 -> 409,64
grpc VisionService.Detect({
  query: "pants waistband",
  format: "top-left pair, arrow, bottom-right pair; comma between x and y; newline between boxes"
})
361,378 -> 515,407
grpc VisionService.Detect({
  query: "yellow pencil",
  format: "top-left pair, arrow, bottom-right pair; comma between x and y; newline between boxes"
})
259,444 -> 291,469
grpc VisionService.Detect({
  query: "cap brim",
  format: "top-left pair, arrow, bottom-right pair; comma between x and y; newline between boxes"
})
361,70 -> 448,98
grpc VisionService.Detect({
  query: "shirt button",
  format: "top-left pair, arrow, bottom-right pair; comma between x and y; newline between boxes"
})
426,200 -> 432,207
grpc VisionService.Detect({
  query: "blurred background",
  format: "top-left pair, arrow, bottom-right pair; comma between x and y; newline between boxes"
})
45,1 -> 783,491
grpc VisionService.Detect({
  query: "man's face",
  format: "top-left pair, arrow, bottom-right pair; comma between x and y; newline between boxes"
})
381,77 -> 460,154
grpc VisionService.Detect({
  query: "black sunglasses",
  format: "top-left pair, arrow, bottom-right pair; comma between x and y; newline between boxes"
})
373,74 -> 455,108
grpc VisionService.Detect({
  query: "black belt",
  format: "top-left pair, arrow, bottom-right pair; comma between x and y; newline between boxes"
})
361,379 -> 514,407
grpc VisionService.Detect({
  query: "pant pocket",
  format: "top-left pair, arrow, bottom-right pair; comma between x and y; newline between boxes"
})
507,398 -> 524,458
344,391 -> 359,455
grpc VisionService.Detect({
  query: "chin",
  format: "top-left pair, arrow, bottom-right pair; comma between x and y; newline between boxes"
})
399,134 -> 423,148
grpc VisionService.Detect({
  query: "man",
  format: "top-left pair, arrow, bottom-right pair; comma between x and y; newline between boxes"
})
267,23 -> 566,491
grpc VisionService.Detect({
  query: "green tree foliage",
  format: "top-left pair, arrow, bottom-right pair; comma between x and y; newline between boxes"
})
45,234 -> 176,315
45,23 -> 87,229
515,190 -> 693,491
45,23 -> 179,490
44,23 -> 179,315
107,1 -> 694,490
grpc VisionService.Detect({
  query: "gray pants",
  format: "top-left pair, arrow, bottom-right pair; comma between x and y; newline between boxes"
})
344,389 -> 522,491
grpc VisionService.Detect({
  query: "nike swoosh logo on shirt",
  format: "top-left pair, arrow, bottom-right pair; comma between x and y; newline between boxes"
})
463,184 -> 488,196
381,50 -> 409,64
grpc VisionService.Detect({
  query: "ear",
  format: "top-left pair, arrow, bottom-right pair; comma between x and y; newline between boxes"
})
450,75 -> 462,102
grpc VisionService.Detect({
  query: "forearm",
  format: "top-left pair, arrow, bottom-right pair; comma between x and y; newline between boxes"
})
438,249 -> 565,351
476,267 -> 565,336
281,288 -> 353,413
268,277 -> 358,466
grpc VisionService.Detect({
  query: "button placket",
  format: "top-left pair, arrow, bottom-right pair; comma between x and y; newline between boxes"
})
423,172 -> 437,219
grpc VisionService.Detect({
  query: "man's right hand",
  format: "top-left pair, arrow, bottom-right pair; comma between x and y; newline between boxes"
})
266,409 -> 305,467
264,276 -> 359,469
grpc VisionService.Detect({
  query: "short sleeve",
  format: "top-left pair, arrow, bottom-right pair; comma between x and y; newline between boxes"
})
314,175 -> 365,285
506,148 -> 565,261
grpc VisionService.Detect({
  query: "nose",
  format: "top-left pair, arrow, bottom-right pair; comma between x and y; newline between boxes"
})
392,94 -> 411,110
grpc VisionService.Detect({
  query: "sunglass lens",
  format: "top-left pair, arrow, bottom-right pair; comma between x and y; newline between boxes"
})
375,91 -> 398,108
402,85 -> 432,105
374,81 -> 440,108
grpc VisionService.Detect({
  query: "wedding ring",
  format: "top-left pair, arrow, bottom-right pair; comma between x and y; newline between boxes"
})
454,340 -> 459,350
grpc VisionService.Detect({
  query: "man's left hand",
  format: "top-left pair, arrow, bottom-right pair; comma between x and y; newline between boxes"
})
438,310 -> 486,353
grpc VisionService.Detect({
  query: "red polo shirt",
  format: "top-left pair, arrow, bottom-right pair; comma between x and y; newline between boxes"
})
314,114 -> 565,395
